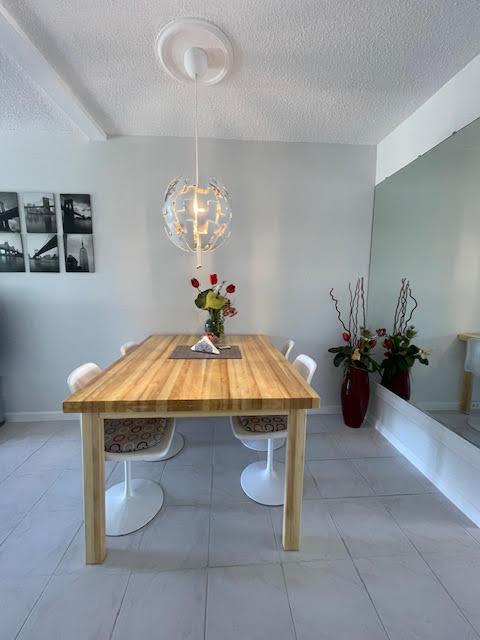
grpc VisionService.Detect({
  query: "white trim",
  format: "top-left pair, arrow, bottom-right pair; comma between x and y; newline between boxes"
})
0,6 -> 106,141
4,411 -> 78,423
308,405 -> 341,415
370,382 -> 480,526
376,53 -> 480,183
415,401 -> 460,412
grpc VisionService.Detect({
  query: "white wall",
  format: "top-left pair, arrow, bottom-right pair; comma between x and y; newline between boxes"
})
369,123 -> 480,408
376,53 -> 480,184
0,133 -> 376,416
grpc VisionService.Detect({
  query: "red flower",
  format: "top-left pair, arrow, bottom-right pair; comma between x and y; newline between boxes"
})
376,328 -> 387,337
226,284 -> 235,294
370,339 -> 377,348
342,332 -> 351,342
383,338 -> 392,349
209,273 -> 218,285
190,278 -> 200,288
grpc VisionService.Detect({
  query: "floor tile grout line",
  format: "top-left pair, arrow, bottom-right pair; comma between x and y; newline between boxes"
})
419,552 -> 480,639
0,430 -> 60,485
0,465 -> 65,550
203,568 -> 209,640
108,570 -> 133,640
13,572 -> 57,640
328,508 -> 394,640
52,521 -> 84,576
279,562 -> 299,640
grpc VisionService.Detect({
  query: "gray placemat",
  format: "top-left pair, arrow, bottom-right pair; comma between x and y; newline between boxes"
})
169,345 -> 242,359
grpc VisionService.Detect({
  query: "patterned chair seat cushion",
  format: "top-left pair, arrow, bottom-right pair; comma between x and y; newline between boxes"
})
104,417 -> 169,453
238,415 -> 287,433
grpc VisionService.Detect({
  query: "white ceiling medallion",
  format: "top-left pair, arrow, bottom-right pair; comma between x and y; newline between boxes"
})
155,18 -> 233,86
157,19 -> 234,269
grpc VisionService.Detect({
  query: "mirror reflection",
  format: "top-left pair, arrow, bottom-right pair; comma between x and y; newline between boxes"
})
368,117 -> 480,447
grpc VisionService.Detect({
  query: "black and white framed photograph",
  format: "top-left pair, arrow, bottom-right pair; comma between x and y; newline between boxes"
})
27,234 -> 59,273
0,192 -> 20,232
65,234 -> 94,272
0,233 -> 25,272
24,192 -> 57,233
61,194 -> 92,234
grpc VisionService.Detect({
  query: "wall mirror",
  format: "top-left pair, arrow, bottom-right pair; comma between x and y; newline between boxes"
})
368,117 -> 480,447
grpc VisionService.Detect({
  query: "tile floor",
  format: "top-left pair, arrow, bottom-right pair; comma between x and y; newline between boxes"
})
1,414 -> 480,639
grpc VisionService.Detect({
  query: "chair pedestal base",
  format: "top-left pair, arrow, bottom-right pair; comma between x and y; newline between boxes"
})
241,438 -> 284,452
240,460 -> 285,506
106,479 -> 164,536
157,432 -> 185,460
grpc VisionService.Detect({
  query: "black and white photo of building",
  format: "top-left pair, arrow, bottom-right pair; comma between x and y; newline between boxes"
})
0,192 -> 20,232
0,233 -> 25,272
27,234 -> 59,272
24,192 -> 57,233
65,234 -> 94,272
61,194 -> 92,233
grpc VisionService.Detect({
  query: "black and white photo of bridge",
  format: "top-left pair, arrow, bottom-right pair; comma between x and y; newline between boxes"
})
24,192 -> 57,233
61,194 -> 92,234
0,192 -> 20,233
0,233 -> 25,272
65,234 -> 94,272
27,234 -> 59,272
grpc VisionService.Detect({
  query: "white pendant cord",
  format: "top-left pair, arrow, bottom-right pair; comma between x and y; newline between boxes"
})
194,74 -> 202,269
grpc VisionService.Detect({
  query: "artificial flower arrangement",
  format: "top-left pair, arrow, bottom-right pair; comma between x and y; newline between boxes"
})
377,278 -> 429,399
328,277 -> 379,373
328,277 -> 378,427
190,273 -> 238,341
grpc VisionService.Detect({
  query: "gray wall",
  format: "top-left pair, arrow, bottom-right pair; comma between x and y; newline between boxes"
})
0,133 -> 375,415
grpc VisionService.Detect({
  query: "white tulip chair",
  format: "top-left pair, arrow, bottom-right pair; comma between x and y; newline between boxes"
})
240,338 -> 295,453
231,353 -> 316,506
120,342 -> 185,459
68,362 -> 177,536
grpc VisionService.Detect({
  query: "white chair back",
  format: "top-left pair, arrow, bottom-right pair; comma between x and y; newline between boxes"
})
292,354 -> 317,384
281,339 -> 295,361
67,362 -> 102,393
465,338 -> 480,377
120,341 -> 138,356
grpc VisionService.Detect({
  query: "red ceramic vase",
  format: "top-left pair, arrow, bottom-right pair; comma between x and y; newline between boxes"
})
341,367 -> 370,428
381,369 -> 411,401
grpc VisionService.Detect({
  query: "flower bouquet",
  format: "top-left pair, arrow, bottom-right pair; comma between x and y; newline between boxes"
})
377,279 -> 429,400
190,273 -> 238,341
328,277 -> 380,427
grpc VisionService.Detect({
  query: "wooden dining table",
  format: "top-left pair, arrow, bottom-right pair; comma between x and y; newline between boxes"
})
63,334 -> 320,564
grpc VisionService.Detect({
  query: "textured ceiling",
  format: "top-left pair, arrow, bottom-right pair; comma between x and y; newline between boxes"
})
0,49 -> 74,134
2,0 -> 480,144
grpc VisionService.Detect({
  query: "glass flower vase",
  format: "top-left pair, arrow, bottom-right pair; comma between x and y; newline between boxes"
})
205,309 -> 225,341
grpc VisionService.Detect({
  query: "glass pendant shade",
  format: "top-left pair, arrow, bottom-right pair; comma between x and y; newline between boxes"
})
162,177 -> 232,265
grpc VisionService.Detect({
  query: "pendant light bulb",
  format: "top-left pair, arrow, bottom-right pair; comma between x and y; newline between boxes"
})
161,26 -> 232,268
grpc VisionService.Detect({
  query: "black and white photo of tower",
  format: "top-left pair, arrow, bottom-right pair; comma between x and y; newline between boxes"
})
65,234 -> 94,272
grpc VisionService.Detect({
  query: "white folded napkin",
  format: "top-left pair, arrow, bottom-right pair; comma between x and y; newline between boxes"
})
191,335 -> 220,355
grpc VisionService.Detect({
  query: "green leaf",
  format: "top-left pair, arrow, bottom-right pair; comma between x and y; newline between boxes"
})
205,290 -> 227,310
194,289 -> 210,309
333,353 -> 346,367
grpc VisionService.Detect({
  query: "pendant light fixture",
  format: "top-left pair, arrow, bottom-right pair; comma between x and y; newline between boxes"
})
156,19 -> 233,268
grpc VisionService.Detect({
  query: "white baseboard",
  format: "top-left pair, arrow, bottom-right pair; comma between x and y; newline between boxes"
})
4,406 -> 341,423
370,382 -> 480,527
4,411 -> 79,423
414,401 -> 460,412
308,406 -> 341,415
